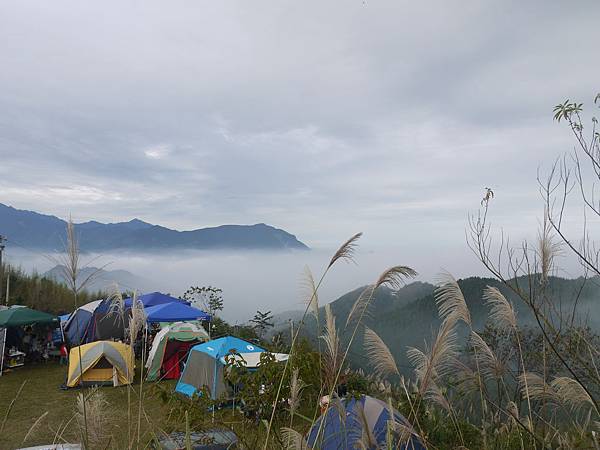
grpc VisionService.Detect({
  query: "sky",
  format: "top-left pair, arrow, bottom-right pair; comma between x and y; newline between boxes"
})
1,1 -> 599,312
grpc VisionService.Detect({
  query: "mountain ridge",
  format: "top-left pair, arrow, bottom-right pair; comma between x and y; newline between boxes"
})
0,202 -> 309,252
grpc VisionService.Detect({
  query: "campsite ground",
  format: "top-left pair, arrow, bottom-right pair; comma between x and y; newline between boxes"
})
0,361 -> 175,449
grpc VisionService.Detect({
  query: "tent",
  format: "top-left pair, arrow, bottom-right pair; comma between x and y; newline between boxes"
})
63,300 -> 103,346
66,341 -> 134,387
124,292 -> 189,309
145,321 -> 209,381
0,307 -> 58,327
176,336 -> 265,399
86,299 -> 126,343
145,302 -> 211,323
307,395 -> 426,450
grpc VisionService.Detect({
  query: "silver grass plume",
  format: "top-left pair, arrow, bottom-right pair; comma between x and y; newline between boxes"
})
346,285 -> 375,327
280,427 -> 311,450
347,266 -> 417,328
374,266 -> 418,290
327,232 -> 362,269
470,331 -> 505,381
288,368 -> 306,417
407,318 -> 458,393
551,377 -> 597,414
301,266 -> 319,318
434,271 -> 471,326
538,212 -> 560,284
76,388 -> 110,448
483,286 -> 517,331
518,372 -> 559,405
321,304 -> 341,393
128,292 -> 147,345
364,326 -> 399,378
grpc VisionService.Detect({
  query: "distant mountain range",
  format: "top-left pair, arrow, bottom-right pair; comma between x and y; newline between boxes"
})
0,203 -> 309,252
280,276 -> 600,375
44,265 -> 154,294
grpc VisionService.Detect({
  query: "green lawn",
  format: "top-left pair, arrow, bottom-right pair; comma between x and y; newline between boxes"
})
0,361 -> 177,449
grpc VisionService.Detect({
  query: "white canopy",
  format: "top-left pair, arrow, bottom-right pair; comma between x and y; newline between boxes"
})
220,352 -> 289,368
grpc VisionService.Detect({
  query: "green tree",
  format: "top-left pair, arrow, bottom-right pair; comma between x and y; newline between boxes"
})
250,310 -> 274,339
182,286 -> 223,315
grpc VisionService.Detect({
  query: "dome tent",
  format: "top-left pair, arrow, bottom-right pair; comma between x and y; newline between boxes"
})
307,395 -> 426,450
66,341 -> 134,387
175,336 -> 265,399
63,299 -> 102,346
145,321 -> 209,381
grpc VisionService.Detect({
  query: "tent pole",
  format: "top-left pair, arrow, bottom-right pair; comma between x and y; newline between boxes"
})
0,327 -> 6,377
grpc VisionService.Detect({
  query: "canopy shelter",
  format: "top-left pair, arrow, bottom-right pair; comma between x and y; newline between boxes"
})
124,292 -> 189,309
145,321 -> 209,381
66,341 -> 134,387
63,300 -> 102,347
176,336 -> 265,399
307,395 -> 426,450
0,307 -> 58,328
145,302 -> 210,323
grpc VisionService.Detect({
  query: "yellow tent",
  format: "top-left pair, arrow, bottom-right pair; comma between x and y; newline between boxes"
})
67,341 -> 134,387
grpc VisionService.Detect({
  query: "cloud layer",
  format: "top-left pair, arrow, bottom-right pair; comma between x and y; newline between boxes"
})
1,0 -> 599,270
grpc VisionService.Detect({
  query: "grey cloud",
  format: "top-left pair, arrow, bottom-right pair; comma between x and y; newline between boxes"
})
0,0 -> 598,259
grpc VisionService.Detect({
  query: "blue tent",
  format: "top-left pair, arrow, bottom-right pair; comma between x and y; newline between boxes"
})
145,302 -> 210,323
63,300 -> 103,346
176,336 -> 264,399
307,395 -> 426,450
124,292 -> 189,308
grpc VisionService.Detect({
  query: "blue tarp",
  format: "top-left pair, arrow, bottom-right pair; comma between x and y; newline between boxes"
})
124,292 -> 189,308
307,395 -> 426,450
144,302 -> 210,323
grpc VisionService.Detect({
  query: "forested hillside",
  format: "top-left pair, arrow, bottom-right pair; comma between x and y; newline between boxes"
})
295,276 -> 600,374
0,264 -> 106,314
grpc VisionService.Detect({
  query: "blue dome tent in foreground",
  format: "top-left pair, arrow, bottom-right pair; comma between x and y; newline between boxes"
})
307,395 -> 426,450
176,336 -> 265,399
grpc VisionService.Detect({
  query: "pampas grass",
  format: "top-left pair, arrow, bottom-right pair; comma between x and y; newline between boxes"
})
435,272 -> 471,326
470,331 -> 505,381
327,232 -> 362,269
364,326 -> 399,378
346,285 -> 375,327
483,286 -> 517,330
76,388 -> 110,448
262,233 -> 363,450
321,304 -> 341,394
374,266 -> 418,290
280,427 -> 311,449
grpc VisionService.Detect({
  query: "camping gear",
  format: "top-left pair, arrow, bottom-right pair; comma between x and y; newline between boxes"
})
145,321 -> 209,381
124,292 -> 189,308
144,302 -> 211,323
219,352 -> 289,367
66,341 -> 134,387
175,336 -> 265,399
0,307 -> 58,327
157,429 -> 238,449
85,298 -> 126,343
63,300 -> 102,346
307,395 -> 426,450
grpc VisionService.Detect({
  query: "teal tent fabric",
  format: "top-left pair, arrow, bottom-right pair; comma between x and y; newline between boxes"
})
0,307 -> 58,327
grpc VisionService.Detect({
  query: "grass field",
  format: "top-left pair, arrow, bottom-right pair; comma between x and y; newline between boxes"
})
0,361 -> 177,449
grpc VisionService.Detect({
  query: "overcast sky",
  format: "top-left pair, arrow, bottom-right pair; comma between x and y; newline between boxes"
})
1,1 -> 599,261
